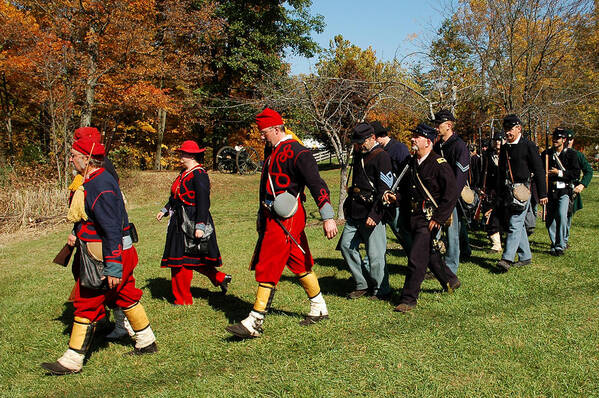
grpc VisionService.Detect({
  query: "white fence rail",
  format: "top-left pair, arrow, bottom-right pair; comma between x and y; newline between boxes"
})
312,149 -> 332,163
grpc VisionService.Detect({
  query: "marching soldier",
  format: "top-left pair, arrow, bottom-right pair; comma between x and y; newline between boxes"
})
372,120 -> 411,252
432,109 -> 470,274
496,115 -> 547,271
70,126 -> 134,341
541,128 -> 580,256
479,132 -> 505,252
226,108 -> 338,339
42,137 -> 157,375
564,130 -> 593,247
385,123 -> 460,313
339,123 -> 393,300
469,144 -> 482,192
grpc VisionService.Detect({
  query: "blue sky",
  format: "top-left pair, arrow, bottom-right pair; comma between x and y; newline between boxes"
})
286,0 -> 451,75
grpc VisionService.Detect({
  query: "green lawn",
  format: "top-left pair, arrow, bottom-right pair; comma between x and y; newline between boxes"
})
1,169 -> 598,397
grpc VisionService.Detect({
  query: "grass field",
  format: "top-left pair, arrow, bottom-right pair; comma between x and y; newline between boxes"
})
1,169 -> 598,397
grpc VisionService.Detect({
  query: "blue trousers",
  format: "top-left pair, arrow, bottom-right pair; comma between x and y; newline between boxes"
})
502,200 -> 532,262
565,196 -> 576,245
546,194 -> 569,252
339,218 -> 390,295
445,207 -> 461,274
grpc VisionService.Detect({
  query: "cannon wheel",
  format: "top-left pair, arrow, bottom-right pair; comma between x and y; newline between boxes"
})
216,146 -> 237,174
236,146 -> 260,175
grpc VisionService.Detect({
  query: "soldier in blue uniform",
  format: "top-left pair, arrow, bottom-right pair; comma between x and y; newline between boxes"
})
432,110 -> 470,274
541,128 -> 580,256
372,120 -> 411,252
496,115 -> 547,271
339,123 -> 393,300
385,123 -> 461,313
479,132 -> 505,252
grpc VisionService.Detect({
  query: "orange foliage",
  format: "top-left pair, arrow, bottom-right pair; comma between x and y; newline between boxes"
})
226,127 -> 265,160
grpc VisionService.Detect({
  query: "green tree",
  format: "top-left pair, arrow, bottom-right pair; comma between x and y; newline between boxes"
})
202,0 -> 324,163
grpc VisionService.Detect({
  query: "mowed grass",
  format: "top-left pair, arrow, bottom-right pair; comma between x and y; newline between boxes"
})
1,169 -> 599,397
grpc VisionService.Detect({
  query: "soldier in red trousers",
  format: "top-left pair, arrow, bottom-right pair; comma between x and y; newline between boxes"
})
226,108 -> 338,338
41,137 -> 157,375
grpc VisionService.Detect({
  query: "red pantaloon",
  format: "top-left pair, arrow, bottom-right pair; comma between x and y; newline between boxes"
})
254,201 -> 313,284
73,246 -> 143,322
170,266 -> 226,305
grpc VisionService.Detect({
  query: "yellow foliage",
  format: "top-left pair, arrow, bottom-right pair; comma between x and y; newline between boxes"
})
227,127 -> 265,160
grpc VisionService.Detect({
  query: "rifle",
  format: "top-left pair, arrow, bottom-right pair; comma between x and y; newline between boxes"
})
53,244 -> 74,267
475,120 -> 494,221
543,121 -> 549,221
474,152 -> 488,221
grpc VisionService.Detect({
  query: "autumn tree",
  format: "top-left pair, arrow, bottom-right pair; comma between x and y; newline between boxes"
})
0,1 -> 42,165
553,1 -> 599,146
97,0 -> 224,169
452,0 -> 593,136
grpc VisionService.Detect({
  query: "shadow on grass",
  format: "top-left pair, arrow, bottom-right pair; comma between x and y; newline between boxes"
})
317,163 -> 341,171
145,276 -> 305,327
467,232 -> 490,247
468,254 -> 504,274
143,277 -> 174,303
278,274 -> 354,299
530,240 -> 552,253
315,256 -> 347,272
54,302 -> 74,335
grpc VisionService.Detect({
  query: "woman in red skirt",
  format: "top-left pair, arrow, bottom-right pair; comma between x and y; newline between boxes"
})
156,140 -> 231,305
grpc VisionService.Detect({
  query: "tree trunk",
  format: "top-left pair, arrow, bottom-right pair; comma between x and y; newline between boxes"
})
154,108 -> 167,170
337,163 -> 350,220
48,99 -> 62,186
1,117 -> 12,165
80,76 -> 95,128
81,30 -> 98,128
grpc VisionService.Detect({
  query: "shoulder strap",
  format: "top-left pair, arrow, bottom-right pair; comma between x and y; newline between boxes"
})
360,157 -> 375,190
553,151 -> 566,171
505,149 -> 515,183
414,166 -> 439,208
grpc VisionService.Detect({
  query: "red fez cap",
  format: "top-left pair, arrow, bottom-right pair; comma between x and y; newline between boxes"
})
176,140 -> 205,154
72,137 -> 106,157
74,126 -> 102,143
255,108 -> 283,130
